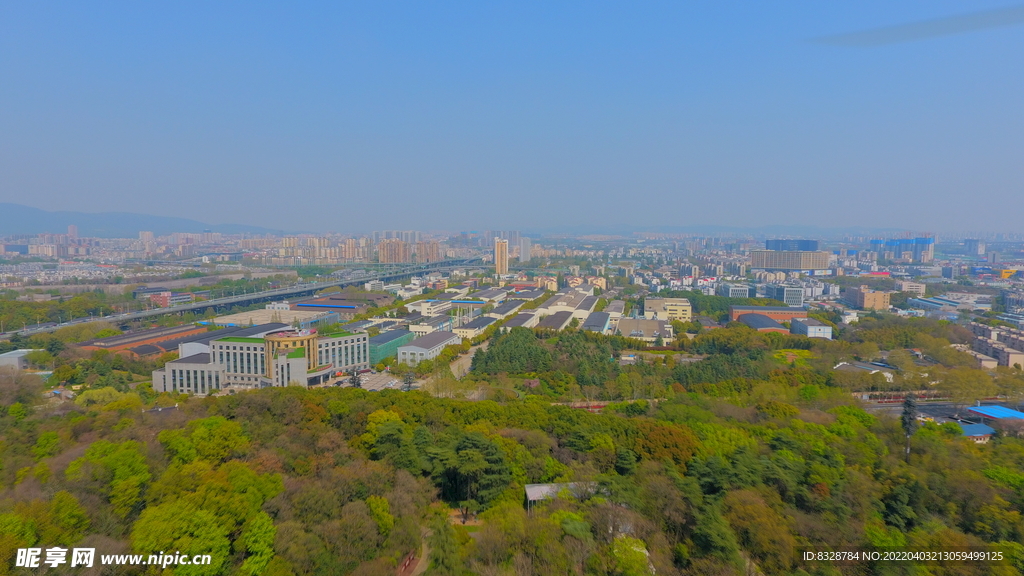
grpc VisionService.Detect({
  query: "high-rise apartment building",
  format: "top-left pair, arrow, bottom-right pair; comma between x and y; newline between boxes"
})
378,239 -> 411,263
416,241 -> 442,263
373,230 -> 421,244
867,236 -> 935,263
750,250 -> 830,271
765,239 -> 818,251
964,239 -> 986,256
67,225 -> 78,238
494,238 -> 509,275
518,237 -> 532,262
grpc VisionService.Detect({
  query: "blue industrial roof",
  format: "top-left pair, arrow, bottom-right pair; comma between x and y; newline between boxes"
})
959,423 -> 996,437
967,405 -> 1024,420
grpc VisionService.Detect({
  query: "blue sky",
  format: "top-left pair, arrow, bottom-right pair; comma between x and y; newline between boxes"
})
1,2 -> 1022,233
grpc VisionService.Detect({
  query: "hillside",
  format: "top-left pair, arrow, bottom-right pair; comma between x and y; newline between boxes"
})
2,320 -> 1024,575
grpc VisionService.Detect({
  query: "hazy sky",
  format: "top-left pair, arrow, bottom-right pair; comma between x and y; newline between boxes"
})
1,2 -> 1022,233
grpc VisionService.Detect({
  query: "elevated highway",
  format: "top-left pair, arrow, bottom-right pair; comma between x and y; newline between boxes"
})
3,259 -> 482,338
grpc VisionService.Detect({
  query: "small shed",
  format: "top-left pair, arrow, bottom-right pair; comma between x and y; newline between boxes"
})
524,482 -> 590,510
959,423 -> 995,444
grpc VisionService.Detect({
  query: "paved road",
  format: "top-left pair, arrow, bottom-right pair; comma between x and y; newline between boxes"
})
863,400 -> 1024,423
450,342 -> 488,379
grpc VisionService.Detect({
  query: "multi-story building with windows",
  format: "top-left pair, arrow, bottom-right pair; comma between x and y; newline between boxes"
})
717,284 -> 751,298
843,285 -> 891,311
643,297 -> 692,321
494,238 -> 509,275
895,281 -> 927,296
764,285 -> 805,307
765,239 -> 819,251
397,331 -> 462,365
152,327 -> 369,396
377,239 -> 411,263
750,250 -> 831,271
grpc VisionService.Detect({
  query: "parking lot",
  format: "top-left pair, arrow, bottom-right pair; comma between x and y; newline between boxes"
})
319,370 -> 419,391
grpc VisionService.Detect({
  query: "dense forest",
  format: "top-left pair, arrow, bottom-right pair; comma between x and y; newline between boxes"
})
3,319 -> 1024,575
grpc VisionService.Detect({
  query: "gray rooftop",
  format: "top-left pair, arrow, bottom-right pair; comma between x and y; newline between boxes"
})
169,353 -> 211,365
462,316 -> 497,329
582,312 -> 611,331
737,313 -> 786,330
503,313 -> 535,328
793,317 -> 826,326
419,315 -> 451,327
508,289 -> 546,300
369,329 -> 414,345
490,300 -> 523,315
525,482 -> 586,502
731,305 -> 807,313
0,349 -> 43,359
403,331 -> 462,350
604,300 -> 626,314
537,311 -> 574,330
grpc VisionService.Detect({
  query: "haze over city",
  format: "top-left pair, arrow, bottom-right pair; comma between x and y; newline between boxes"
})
8,3 -> 1024,575
2,1 -> 1023,232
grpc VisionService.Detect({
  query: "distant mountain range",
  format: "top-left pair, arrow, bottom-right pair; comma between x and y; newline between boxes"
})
0,203 -> 286,238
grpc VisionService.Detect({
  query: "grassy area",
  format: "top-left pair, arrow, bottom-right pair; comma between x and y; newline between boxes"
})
772,348 -> 815,366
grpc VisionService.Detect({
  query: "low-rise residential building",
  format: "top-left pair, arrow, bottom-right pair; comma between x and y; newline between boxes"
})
964,349 -> 998,370
397,331 -> 462,365
895,280 -> 927,296
959,423 -> 995,444
643,297 -> 692,321
844,285 -> 891,311
972,337 -> 1024,368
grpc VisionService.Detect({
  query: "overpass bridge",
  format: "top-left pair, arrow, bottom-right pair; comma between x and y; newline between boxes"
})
3,259 -> 483,338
